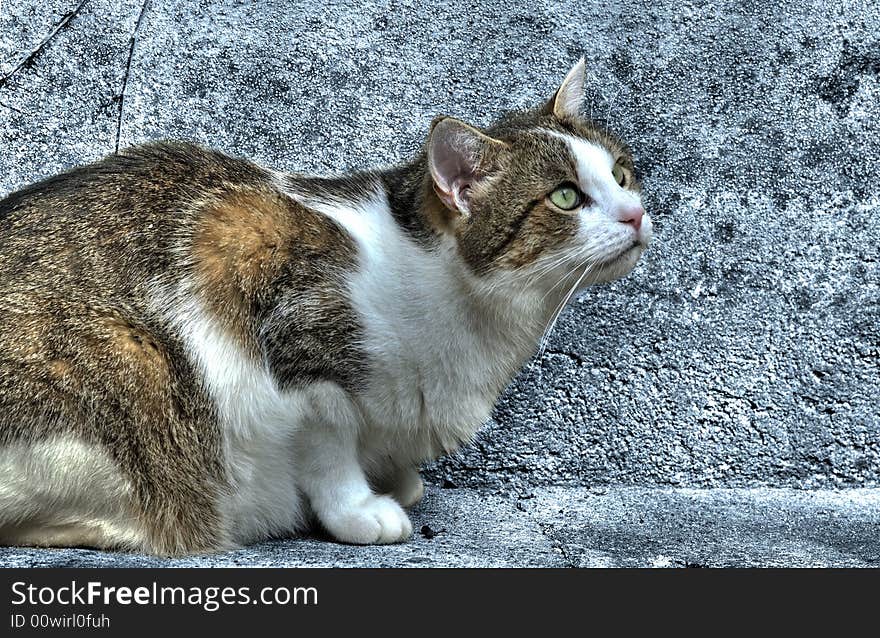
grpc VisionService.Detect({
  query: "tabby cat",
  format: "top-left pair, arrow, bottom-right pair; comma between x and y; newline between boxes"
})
0,60 -> 651,555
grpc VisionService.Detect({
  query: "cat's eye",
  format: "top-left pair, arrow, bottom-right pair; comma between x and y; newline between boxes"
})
612,163 -> 626,186
548,183 -> 583,211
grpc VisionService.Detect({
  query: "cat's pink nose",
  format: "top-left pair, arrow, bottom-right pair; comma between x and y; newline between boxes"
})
617,205 -> 644,231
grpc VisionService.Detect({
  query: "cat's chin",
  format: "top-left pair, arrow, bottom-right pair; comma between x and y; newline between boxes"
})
585,242 -> 646,285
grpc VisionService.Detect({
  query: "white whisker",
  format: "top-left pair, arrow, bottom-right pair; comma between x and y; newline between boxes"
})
534,258 -> 597,363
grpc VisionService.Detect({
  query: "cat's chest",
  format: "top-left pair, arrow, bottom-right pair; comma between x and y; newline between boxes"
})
354,301 -> 523,456
286,186 -> 533,453
357,364 -> 499,463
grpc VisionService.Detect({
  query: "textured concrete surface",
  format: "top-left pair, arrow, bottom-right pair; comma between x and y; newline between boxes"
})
1,1 -> 879,566
1,487 -> 877,567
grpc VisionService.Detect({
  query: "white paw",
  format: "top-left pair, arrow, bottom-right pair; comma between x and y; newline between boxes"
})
322,494 -> 413,545
392,469 -> 425,508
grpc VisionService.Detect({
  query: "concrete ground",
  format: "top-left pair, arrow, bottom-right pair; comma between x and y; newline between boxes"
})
1,1 -> 878,567
1,487 -> 878,567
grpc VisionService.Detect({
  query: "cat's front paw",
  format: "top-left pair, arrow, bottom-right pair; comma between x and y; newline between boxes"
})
321,494 -> 413,545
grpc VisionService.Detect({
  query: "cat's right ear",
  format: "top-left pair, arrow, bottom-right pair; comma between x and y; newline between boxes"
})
427,117 -> 505,216
542,58 -> 586,119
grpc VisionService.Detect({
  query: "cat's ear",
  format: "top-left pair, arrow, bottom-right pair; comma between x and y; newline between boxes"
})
427,117 -> 505,216
542,58 -> 586,119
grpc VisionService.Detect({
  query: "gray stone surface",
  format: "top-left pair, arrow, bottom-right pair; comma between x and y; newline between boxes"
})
1,1 -> 142,181
528,487 -> 880,567
1,487 -> 877,567
1,0 -> 879,566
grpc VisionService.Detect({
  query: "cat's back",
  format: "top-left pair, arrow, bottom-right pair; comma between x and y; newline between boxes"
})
0,142 -> 272,289
0,140 -> 365,390
0,141 -> 267,222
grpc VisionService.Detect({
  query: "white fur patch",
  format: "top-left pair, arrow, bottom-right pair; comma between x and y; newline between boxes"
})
156,288 -> 308,545
281,186 -> 543,467
0,436 -> 144,549
540,129 -> 652,266
541,129 -> 633,207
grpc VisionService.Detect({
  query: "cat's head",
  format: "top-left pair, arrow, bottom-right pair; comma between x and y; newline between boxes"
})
426,59 -> 651,295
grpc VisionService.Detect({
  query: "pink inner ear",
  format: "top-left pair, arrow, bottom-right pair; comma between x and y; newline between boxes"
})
434,176 -> 471,213
428,119 -> 492,214
451,180 -> 473,213
432,144 -> 475,195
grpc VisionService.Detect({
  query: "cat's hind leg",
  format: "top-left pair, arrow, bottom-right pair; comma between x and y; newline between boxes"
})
0,436 -> 147,551
0,304 -> 231,557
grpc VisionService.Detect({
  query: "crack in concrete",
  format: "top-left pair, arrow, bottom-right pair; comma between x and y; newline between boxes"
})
0,100 -> 23,114
115,0 -> 151,153
0,0 -> 88,90
533,518 -> 577,568
515,495 -> 578,567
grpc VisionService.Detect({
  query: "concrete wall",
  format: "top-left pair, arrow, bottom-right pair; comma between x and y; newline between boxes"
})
2,0 -> 878,490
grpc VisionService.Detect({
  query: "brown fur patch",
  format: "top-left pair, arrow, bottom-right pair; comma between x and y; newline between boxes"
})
47,359 -> 73,378
102,316 -> 161,356
98,315 -> 168,386
192,188 -> 295,353
191,186 -> 349,356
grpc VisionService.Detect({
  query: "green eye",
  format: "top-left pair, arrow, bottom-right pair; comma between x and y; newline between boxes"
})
612,163 -> 626,186
549,184 -> 582,210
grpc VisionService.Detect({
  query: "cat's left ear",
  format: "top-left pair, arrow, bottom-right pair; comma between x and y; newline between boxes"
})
427,117 -> 506,216
542,58 -> 586,119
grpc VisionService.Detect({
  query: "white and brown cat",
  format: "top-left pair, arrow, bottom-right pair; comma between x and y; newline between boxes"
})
0,60 -> 651,555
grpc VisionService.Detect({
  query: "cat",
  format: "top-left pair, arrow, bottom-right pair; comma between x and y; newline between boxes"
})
0,60 -> 651,556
